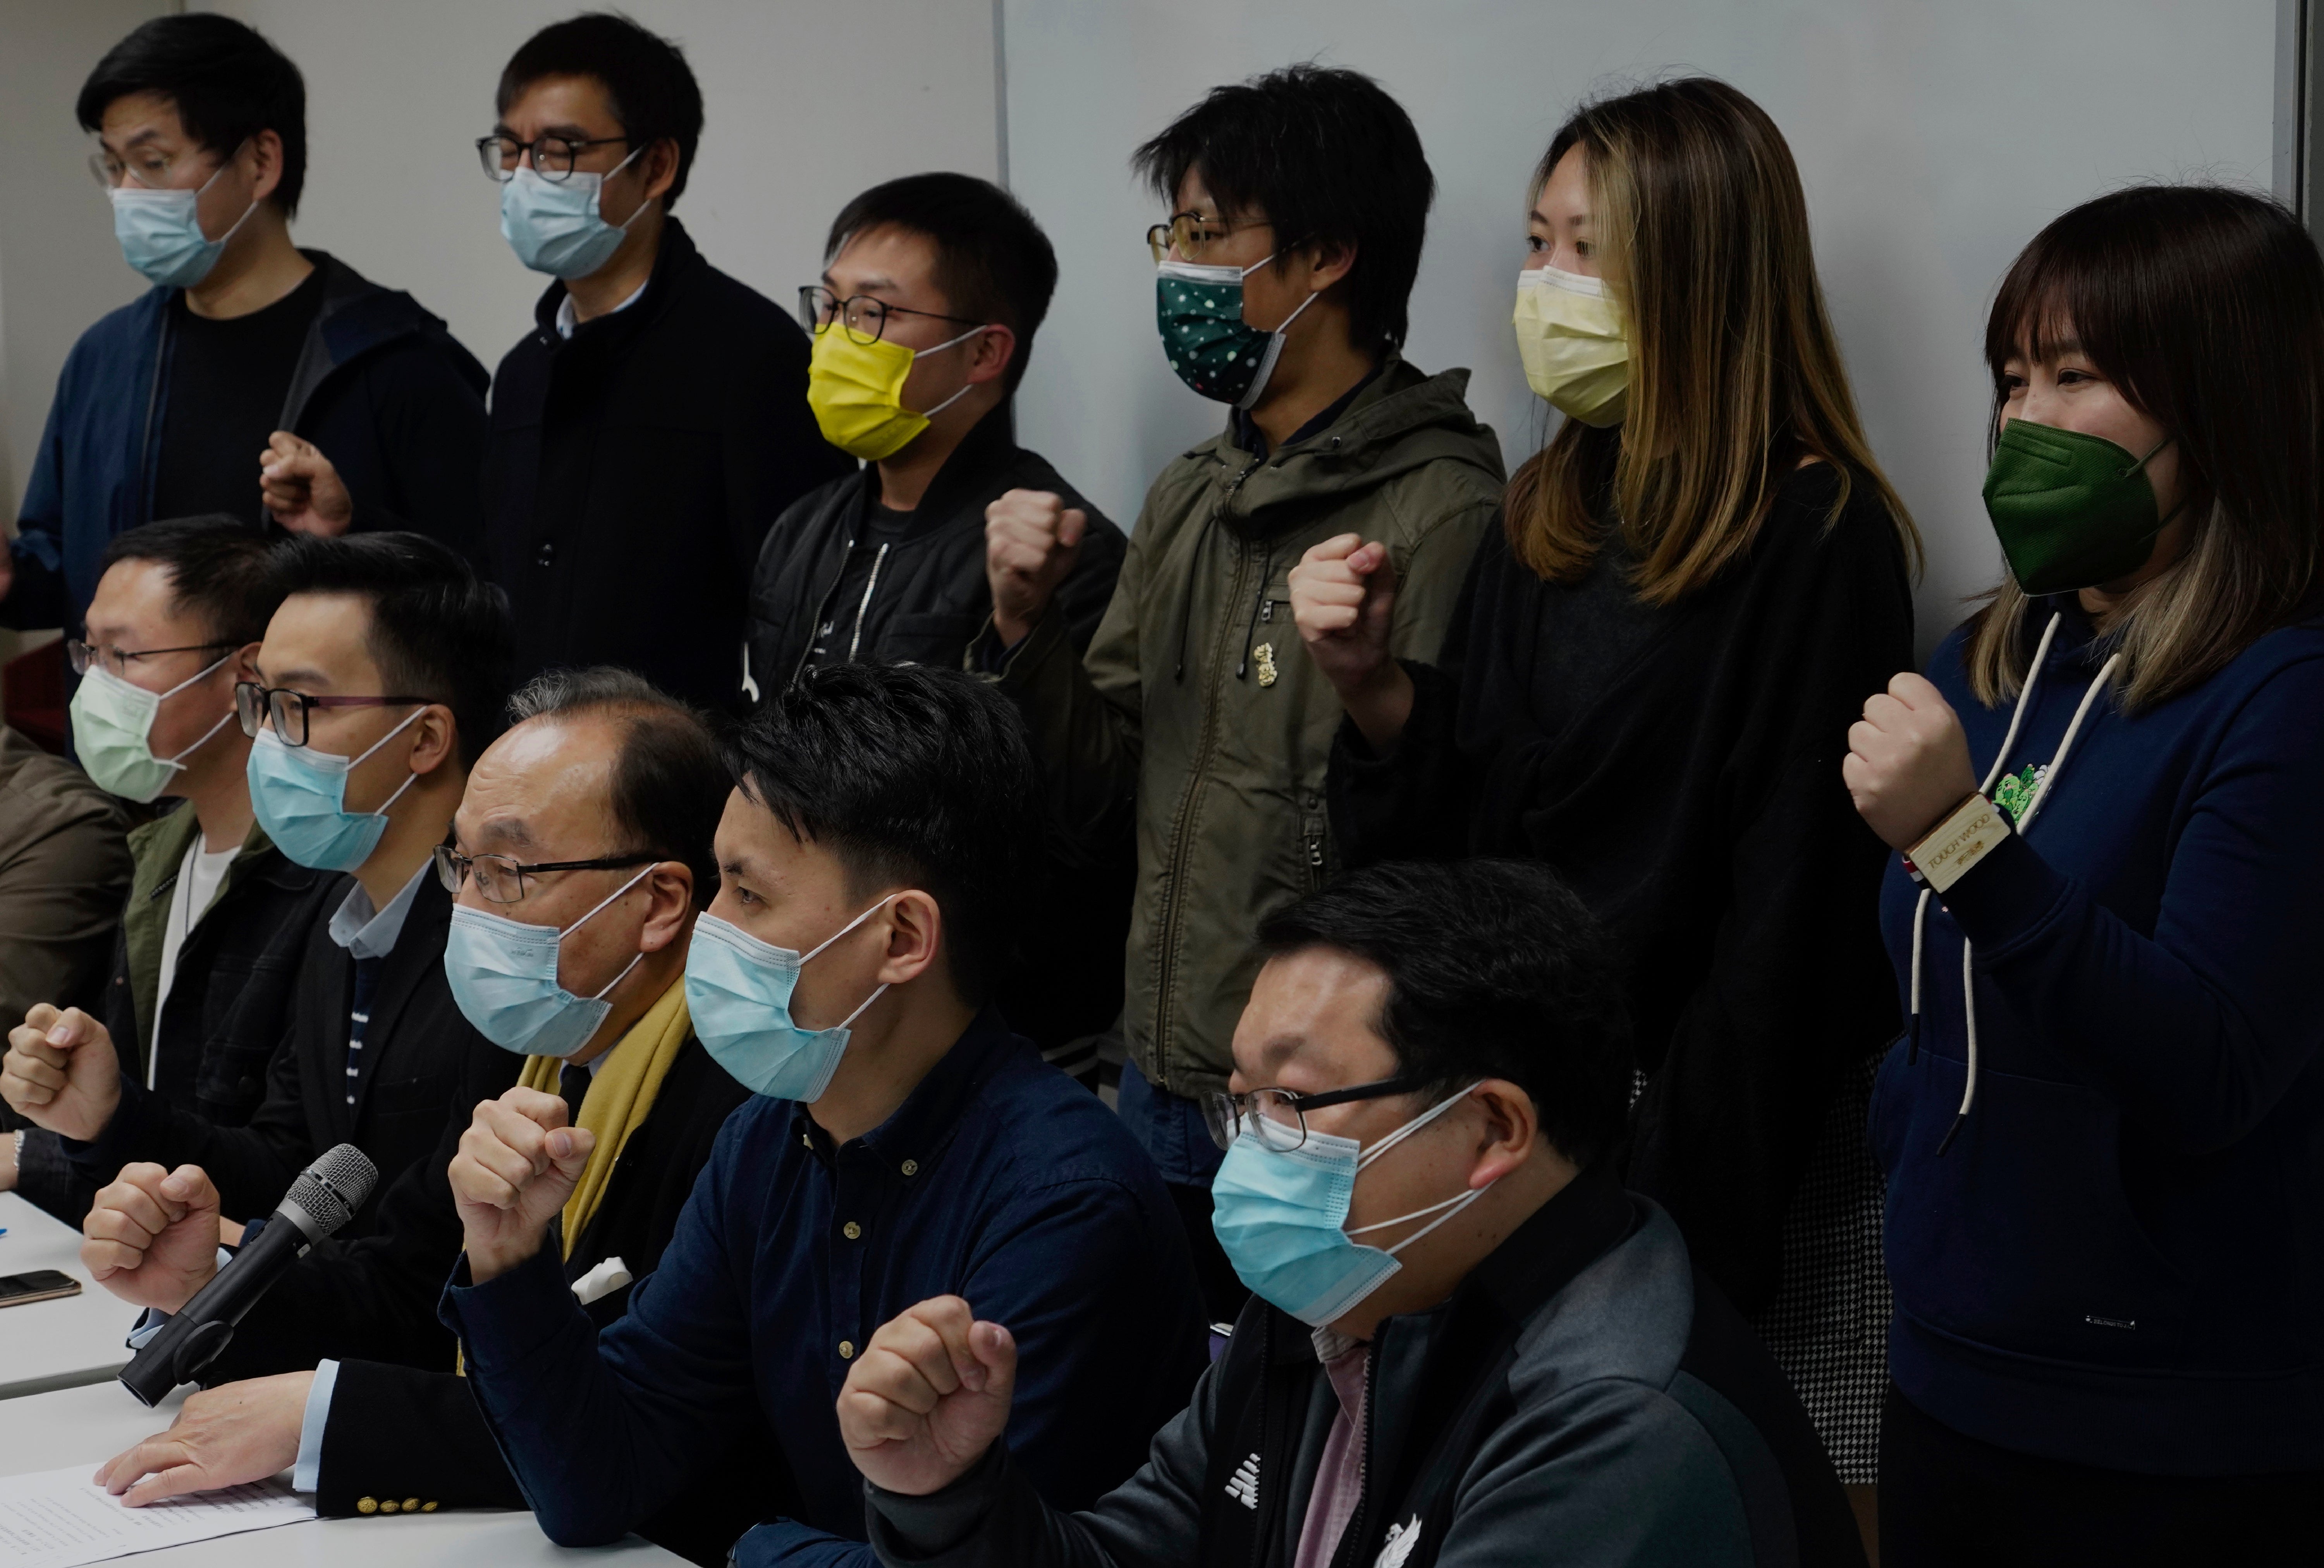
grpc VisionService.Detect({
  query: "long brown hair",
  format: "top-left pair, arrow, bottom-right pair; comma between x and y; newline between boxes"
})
1969,185 -> 2324,711
1505,78 -> 1918,601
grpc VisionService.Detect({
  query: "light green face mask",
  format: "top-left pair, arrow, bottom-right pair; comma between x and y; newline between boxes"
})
69,656 -> 234,803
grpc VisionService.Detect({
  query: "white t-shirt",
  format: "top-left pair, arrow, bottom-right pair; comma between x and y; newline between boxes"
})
150,837 -> 241,1090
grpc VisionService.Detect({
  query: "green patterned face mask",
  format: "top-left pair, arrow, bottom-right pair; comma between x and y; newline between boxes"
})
1982,420 -> 2181,596
1154,256 -> 1319,409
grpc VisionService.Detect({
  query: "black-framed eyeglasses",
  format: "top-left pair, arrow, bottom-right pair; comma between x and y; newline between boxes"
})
433,845 -> 655,905
1202,1073 -> 1437,1153
1146,212 -> 1273,265
476,132 -> 631,184
66,639 -> 234,681
234,682 -> 431,749
797,285 -> 980,347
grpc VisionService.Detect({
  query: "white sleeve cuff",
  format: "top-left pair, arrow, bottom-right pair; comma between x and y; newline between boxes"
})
122,1248 -> 237,1350
292,1360 -> 340,1494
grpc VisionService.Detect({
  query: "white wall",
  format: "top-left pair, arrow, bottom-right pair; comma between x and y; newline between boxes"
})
200,0 -> 1001,381
1000,0 -> 2281,653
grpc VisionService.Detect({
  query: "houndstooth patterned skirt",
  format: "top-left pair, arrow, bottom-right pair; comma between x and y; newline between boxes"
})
1751,1051 -> 1892,1484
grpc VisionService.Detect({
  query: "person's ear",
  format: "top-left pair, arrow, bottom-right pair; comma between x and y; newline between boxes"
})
638,137 -> 680,206
964,324 -> 1018,388
405,704 -> 458,779
1298,236 -> 1359,295
244,130 -> 286,207
874,890 -> 943,987
230,642 -> 263,684
1465,1079 -> 1538,1188
638,865 -> 694,953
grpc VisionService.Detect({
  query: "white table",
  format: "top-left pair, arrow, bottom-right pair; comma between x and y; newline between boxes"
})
0,1192 -> 135,1400
0,1379 -> 679,1563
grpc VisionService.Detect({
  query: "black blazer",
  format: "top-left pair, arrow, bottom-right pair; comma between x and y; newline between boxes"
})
481,218 -> 851,714
290,1039 -> 767,1566
69,873 -> 517,1237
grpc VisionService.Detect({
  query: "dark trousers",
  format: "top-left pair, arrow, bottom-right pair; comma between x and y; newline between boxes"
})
1880,1388 -> 2322,1566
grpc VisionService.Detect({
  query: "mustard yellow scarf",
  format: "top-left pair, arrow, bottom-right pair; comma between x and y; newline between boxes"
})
517,975 -> 693,1260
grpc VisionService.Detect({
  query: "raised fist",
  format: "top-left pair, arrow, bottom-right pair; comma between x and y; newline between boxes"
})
1844,672 -> 1981,850
2,1004 -> 123,1142
448,1086 -> 595,1282
259,431 -> 352,538
985,489 -> 1086,646
837,1296 -> 1018,1497
83,1163 -> 225,1313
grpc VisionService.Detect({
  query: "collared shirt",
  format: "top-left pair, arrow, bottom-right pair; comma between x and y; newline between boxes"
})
442,1010 -> 1207,1561
326,859 -> 431,959
553,277 -> 649,340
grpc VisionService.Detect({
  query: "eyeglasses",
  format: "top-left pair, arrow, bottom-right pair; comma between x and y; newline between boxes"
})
86,137 -> 242,194
476,132 -> 632,184
66,639 -> 234,681
797,285 -> 980,347
234,683 -> 431,749
1201,1073 -> 1437,1153
1146,213 -> 1272,266
433,845 -> 655,905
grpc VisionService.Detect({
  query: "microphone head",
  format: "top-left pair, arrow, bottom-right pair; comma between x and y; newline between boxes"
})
285,1143 -> 377,1237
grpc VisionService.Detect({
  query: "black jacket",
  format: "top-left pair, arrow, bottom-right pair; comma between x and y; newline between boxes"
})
746,405 -> 1132,1050
65,874 -> 518,1236
863,1171 -> 1862,1568
5,251 -> 488,632
1330,464 -> 1912,1313
270,1036 -> 760,1566
744,402 -> 1125,689
482,219 -> 851,713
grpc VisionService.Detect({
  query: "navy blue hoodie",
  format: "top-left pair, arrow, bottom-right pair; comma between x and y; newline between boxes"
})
1872,598 -> 2324,1475
4,251 -> 488,633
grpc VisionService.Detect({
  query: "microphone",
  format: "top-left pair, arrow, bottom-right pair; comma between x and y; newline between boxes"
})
118,1143 -> 377,1407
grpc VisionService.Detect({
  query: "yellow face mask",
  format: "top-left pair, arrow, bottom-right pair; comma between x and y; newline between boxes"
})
806,321 -> 987,462
1512,265 -> 1629,428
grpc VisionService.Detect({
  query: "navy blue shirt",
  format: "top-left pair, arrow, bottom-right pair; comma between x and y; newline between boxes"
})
1872,599 -> 2324,1476
442,1011 -> 1207,1565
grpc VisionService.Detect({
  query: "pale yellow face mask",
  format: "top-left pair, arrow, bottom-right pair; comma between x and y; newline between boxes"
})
806,321 -> 987,462
1512,265 -> 1629,428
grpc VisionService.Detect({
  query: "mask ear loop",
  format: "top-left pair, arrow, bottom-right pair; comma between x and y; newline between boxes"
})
560,862 -> 661,1001
1353,1079 -> 1486,1172
153,651 -> 241,770
346,705 -> 431,820
792,896 -> 899,1032
909,325 -> 994,420
1342,1081 -> 1497,1254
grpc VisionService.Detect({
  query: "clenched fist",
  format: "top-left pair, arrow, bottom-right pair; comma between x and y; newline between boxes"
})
985,489 -> 1086,646
2,1004 -> 123,1142
1844,673 -> 1980,851
259,431 -> 352,538
83,1163 -> 225,1313
837,1296 -> 1017,1497
1289,533 -> 1411,752
449,1086 -> 595,1282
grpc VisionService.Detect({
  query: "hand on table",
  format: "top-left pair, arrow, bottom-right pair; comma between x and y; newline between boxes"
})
1844,672 -> 1981,851
837,1295 -> 1017,1496
83,1163 -> 223,1312
448,1086 -> 593,1283
2,1005 -> 122,1142
96,1371 -> 313,1506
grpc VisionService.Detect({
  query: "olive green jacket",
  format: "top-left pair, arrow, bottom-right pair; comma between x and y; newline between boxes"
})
987,358 -> 1503,1100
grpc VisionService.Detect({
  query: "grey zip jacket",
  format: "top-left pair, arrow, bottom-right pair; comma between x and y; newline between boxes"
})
862,1173 -> 1865,1568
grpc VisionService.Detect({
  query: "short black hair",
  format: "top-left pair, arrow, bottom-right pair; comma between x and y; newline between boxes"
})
826,173 -> 1060,393
1133,63 -> 1434,350
506,668 -> 725,910
721,664 -> 1040,1005
497,13 -> 703,210
268,533 -> 514,769
96,515 -> 282,647
77,14 -> 307,218
1257,860 -> 1633,1168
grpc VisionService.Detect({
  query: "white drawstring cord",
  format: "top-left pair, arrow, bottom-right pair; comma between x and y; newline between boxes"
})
1920,611 -> 2121,1156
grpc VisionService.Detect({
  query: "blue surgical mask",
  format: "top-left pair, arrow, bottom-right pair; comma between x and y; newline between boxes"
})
109,152 -> 259,289
445,865 -> 655,1058
500,146 -> 645,279
246,711 -> 423,872
1210,1083 -> 1493,1327
683,901 -> 889,1101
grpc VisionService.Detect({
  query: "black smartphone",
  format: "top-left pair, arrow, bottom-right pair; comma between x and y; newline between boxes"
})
0,1270 -> 81,1307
